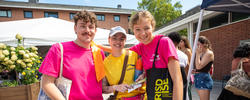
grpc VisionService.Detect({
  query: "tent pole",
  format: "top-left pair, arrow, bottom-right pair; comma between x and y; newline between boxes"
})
186,9 -> 204,100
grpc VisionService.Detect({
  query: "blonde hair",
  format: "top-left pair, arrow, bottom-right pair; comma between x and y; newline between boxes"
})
129,10 -> 156,31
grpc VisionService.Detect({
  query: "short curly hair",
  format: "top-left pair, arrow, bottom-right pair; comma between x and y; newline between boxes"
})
73,10 -> 97,27
233,42 -> 250,58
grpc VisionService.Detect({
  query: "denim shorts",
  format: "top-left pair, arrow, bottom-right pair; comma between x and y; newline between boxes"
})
194,72 -> 213,90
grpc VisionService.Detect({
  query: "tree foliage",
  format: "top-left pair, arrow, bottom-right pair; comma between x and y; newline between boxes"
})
179,28 -> 187,36
138,0 -> 182,28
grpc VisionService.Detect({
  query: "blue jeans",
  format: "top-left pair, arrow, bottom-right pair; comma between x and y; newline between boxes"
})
194,73 -> 213,91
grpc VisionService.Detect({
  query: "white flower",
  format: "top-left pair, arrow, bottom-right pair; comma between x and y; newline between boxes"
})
4,57 -> 9,62
23,54 -> 30,59
11,55 -> 18,61
21,62 -> 26,68
31,57 -> 36,61
9,65 -> 16,69
19,50 -> 25,55
17,46 -> 25,50
11,51 -> 16,55
24,59 -> 32,63
15,33 -> 23,40
10,47 -> 16,51
16,59 -> 22,64
25,50 -> 30,53
28,53 -> 35,57
0,43 -> 6,49
3,50 -> 9,56
27,63 -> 32,67
31,46 -> 38,51
7,60 -> 14,65
0,54 -> 5,61
34,55 -> 39,58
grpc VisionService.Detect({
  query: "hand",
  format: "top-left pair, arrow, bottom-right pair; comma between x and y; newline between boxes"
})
196,45 -> 202,55
113,84 -> 132,92
135,73 -> 145,82
191,69 -> 198,74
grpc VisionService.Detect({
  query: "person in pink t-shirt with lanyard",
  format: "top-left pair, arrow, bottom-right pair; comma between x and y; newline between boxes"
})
39,10 -> 105,100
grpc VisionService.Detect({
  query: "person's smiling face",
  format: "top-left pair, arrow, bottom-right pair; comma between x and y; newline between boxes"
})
109,32 -> 126,50
74,20 -> 96,44
133,18 -> 154,45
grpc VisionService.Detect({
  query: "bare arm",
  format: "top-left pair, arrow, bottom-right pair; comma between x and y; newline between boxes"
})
96,44 -> 112,53
102,77 -> 131,93
168,57 -> 183,100
195,51 -> 214,70
185,49 -> 192,63
102,77 -> 114,93
184,49 -> 191,75
96,44 -> 129,53
41,75 -> 65,100
185,61 -> 189,76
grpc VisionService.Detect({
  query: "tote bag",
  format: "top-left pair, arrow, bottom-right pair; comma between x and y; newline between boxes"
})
38,43 -> 72,100
225,58 -> 250,98
146,37 -> 173,100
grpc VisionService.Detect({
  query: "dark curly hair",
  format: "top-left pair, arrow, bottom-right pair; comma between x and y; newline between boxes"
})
73,10 -> 97,27
233,42 -> 250,58
167,32 -> 181,46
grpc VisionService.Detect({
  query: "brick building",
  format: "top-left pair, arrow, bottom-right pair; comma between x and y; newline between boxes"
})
154,6 -> 250,80
0,0 -> 136,33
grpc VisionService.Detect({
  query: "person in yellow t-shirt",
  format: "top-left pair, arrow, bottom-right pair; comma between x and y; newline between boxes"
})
102,26 -> 145,100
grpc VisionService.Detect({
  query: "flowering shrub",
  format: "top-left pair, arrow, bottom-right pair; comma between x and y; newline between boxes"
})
0,34 -> 42,86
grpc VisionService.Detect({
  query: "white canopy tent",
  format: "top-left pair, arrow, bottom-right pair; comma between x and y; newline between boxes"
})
0,17 -> 138,46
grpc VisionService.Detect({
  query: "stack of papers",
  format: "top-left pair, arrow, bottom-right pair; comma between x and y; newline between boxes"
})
128,78 -> 146,93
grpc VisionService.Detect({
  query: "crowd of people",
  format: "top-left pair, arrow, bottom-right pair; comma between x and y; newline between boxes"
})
38,9 -> 250,100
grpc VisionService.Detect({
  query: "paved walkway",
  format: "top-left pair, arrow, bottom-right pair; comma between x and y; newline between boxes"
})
191,80 -> 223,100
102,80 -> 224,100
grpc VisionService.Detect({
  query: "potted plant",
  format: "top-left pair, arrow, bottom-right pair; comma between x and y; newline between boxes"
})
0,34 -> 42,100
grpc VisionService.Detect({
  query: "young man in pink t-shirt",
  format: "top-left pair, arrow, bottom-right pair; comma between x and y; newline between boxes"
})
39,10 -> 105,100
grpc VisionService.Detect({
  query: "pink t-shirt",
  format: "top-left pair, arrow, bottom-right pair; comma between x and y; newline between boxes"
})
130,35 -> 178,70
39,41 -> 104,100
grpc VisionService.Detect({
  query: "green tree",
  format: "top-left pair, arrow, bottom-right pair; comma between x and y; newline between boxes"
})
138,0 -> 182,28
179,28 -> 187,36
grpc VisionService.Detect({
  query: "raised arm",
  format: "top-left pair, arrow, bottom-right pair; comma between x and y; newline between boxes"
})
195,51 -> 214,70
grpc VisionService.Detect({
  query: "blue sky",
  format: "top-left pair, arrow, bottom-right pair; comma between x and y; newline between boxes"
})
6,0 -> 202,14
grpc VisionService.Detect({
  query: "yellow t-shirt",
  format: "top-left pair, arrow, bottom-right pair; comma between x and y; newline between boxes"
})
104,50 -> 143,98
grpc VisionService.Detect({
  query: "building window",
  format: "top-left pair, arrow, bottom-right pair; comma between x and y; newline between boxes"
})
96,14 -> 105,21
209,13 -> 228,28
193,13 -> 228,32
44,12 -> 58,18
114,15 -> 120,22
0,10 -> 12,17
128,16 -> 130,22
24,11 -> 33,18
232,12 -> 250,22
69,13 -> 75,20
